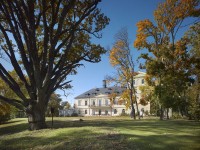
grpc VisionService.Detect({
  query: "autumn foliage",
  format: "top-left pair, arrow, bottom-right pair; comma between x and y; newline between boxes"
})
134,0 -> 200,119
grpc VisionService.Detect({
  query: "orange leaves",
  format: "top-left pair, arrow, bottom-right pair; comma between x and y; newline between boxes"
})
174,40 -> 187,56
139,97 -> 148,106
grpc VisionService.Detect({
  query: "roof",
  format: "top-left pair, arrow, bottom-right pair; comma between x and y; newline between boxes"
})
74,86 -> 126,99
74,71 -> 146,99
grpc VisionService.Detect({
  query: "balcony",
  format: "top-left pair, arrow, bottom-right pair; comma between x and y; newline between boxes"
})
89,104 -> 110,108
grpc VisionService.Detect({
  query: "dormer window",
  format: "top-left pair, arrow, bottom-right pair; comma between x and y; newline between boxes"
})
105,92 -> 111,94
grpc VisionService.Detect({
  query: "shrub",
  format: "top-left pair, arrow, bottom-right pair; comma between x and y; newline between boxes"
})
71,112 -> 78,117
120,112 -> 129,116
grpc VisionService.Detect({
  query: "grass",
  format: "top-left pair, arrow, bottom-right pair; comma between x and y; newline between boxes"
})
0,117 -> 200,150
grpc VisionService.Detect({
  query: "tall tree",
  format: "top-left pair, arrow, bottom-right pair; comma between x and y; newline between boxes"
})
109,28 -> 139,119
184,23 -> 200,120
0,0 -> 109,130
134,0 -> 199,120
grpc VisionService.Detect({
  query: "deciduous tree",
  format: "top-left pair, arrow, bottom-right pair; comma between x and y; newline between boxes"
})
109,28 -> 139,119
134,0 -> 199,120
184,22 -> 200,120
0,0 -> 109,130
46,93 -> 62,117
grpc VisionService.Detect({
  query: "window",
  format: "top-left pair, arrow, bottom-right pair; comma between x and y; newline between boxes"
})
78,110 -> 81,114
78,100 -> 81,106
99,109 -> 101,115
92,109 -> 95,115
105,99 -> 108,106
114,99 -> 117,105
133,80 -> 135,85
122,109 -> 125,114
85,109 -> 87,114
99,99 -> 102,106
114,109 -> 117,114
85,100 -> 87,106
92,100 -> 95,106
141,79 -> 145,84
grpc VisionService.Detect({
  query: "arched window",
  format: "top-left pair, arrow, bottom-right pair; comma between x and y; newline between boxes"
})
114,109 -> 117,114
85,109 -> 87,114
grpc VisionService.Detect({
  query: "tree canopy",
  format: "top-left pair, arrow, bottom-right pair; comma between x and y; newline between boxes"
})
0,0 -> 109,130
134,0 -> 200,119
109,28 -> 139,119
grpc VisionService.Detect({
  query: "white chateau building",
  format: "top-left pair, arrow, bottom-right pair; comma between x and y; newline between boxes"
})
74,71 -> 150,116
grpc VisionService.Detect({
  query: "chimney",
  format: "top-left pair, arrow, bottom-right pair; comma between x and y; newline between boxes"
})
103,80 -> 107,88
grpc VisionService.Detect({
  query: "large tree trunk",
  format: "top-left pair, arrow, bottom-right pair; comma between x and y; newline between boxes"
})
166,108 -> 169,119
160,105 -> 164,120
130,107 -> 136,119
27,103 -> 47,130
135,99 -> 140,119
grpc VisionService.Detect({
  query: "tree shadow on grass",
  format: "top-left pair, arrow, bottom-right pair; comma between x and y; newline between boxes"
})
1,118 -> 199,136
0,119 -> 24,125
1,128 -> 199,150
0,122 -> 28,136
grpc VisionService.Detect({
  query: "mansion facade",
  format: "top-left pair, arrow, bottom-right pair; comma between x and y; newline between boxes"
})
74,71 -> 150,116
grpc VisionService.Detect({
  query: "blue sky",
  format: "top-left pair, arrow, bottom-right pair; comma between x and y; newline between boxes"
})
59,0 -> 165,104
1,0 -> 193,105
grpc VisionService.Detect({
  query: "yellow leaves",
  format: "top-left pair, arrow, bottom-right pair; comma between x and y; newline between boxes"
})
109,40 -> 126,66
108,92 -> 117,106
136,19 -> 153,32
119,89 -> 135,109
134,19 -> 154,49
134,32 -> 148,49
139,85 -> 154,106
154,0 -> 199,33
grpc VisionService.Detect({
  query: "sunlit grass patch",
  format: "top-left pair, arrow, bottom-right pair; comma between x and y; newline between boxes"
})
0,117 -> 200,150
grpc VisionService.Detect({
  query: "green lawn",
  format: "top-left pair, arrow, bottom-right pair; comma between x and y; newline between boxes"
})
0,117 -> 200,150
